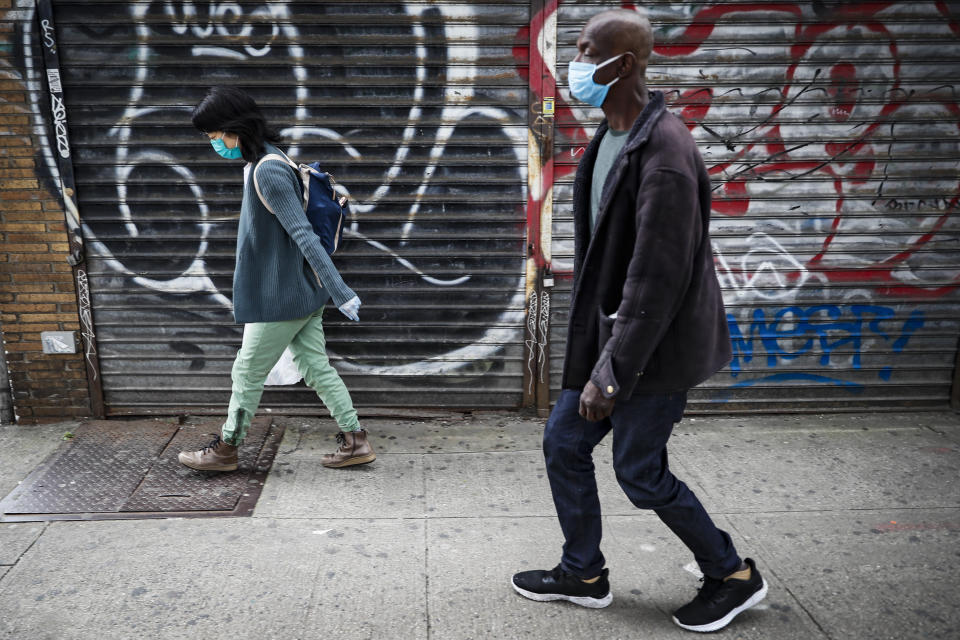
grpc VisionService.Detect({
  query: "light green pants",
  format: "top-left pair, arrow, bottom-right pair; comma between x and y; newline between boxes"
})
221,309 -> 360,444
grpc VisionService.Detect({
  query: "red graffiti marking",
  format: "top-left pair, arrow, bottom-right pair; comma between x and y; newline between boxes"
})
515,2 -> 959,295
827,62 -> 859,122
518,0 -> 553,268
518,0 -> 592,269
674,88 -> 713,131
938,0 -> 960,36
712,178 -> 749,217
687,1 -> 959,299
654,4 -> 803,57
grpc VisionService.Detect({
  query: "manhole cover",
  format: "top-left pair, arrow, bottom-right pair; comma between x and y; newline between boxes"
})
0,417 -> 284,521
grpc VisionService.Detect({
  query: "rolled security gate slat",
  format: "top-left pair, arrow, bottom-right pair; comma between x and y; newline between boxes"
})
550,1 -> 960,412
53,1 -> 532,412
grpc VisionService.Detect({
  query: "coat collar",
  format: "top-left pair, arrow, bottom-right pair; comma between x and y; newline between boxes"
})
570,91 -> 668,290
596,90 -> 667,154
593,90 -> 667,218
575,90 -> 668,210
261,141 -> 284,159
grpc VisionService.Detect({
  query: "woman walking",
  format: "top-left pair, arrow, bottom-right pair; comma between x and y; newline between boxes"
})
178,86 -> 375,471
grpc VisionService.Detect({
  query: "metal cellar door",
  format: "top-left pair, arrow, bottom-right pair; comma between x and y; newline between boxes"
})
549,2 -> 960,412
50,2 -> 532,413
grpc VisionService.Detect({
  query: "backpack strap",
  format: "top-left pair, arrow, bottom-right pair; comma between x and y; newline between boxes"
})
253,152 -> 308,214
326,172 -> 349,207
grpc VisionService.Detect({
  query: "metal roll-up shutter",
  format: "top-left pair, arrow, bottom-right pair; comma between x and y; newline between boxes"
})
551,2 -> 960,412
53,1 -> 531,413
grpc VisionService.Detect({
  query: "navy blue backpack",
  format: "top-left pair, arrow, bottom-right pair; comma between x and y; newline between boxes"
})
253,152 -> 347,255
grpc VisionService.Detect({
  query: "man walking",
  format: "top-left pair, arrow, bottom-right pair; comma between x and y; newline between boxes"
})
511,9 -> 767,633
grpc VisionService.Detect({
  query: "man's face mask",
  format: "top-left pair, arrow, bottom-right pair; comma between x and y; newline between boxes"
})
568,53 -> 625,108
211,136 -> 243,160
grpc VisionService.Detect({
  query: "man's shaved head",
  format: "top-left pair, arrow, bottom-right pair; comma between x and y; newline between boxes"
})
585,9 -> 653,61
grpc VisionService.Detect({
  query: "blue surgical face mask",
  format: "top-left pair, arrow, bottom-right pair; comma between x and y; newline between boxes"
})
568,53 -> 625,108
211,136 -> 243,160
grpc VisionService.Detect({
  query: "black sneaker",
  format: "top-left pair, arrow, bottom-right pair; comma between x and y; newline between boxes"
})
672,558 -> 767,632
511,565 -> 612,608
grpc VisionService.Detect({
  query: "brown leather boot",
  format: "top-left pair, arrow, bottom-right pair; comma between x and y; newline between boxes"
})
178,435 -> 238,471
322,429 -> 376,468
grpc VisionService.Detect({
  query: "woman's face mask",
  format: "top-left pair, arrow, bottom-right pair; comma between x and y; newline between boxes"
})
210,134 -> 243,159
568,53 -> 625,108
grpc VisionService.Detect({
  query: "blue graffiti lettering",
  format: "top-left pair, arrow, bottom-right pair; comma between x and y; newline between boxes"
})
726,305 -> 925,383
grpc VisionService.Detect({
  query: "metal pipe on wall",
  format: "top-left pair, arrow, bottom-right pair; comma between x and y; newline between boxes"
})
523,0 -> 558,415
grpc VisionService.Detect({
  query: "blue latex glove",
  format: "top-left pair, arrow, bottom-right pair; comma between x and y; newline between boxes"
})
338,295 -> 361,322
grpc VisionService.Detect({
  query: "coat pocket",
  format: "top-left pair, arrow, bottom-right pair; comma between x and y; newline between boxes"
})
597,308 -> 616,354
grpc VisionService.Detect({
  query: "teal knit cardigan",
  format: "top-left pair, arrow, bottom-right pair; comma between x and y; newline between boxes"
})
232,143 -> 356,323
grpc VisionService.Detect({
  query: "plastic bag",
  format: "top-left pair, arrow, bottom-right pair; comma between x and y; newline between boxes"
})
264,346 -> 303,386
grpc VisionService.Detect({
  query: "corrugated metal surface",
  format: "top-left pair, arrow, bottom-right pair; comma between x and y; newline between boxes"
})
51,1 -> 532,411
550,1 -> 960,412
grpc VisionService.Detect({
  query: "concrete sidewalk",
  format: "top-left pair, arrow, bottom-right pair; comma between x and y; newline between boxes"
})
1,410 -> 958,640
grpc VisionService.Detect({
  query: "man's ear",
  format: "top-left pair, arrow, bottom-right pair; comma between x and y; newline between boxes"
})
618,52 -> 639,78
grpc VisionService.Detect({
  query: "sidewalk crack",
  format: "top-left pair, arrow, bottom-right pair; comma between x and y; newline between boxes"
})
727,518 -> 833,640
423,454 -> 432,639
0,521 -> 50,584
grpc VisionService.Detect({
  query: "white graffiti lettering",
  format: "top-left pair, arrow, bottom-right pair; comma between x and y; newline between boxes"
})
162,1 -> 280,58
86,1 -> 529,379
45,68 -> 61,93
525,292 -> 539,395
538,290 -> 550,384
49,90 -> 70,159
76,269 -> 98,379
40,18 -> 55,52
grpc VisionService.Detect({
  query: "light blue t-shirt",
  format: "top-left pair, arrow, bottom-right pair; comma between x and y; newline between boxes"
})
590,128 -> 630,232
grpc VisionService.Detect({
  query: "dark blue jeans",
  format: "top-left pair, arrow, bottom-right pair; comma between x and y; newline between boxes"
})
543,388 -> 741,580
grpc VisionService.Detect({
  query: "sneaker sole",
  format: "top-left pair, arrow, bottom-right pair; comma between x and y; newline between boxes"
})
322,453 -> 376,468
672,578 -> 768,633
511,580 -> 613,609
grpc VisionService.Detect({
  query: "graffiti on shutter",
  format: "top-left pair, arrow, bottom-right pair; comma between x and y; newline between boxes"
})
546,1 -> 960,411
17,2 -> 532,411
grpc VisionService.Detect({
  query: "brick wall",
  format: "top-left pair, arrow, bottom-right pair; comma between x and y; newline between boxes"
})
1,2 -> 92,423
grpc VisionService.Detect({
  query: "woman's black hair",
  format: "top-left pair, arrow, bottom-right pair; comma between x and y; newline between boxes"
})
191,86 -> 281,162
